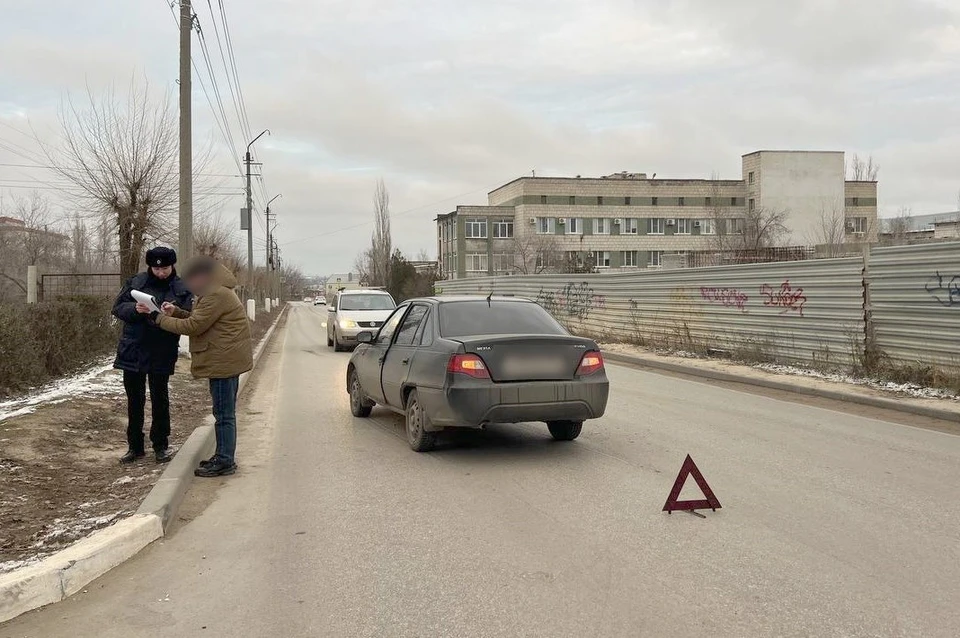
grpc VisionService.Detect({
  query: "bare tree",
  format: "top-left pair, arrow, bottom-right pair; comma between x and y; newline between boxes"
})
0,192 -> 70,298
848,154 -> 880,181
512,233 -> 560,274
813,206 -> 847,257
742,206 -> 789,251
41,79 -> 180,280
356,179 -> 393,286
883,206 -> 912,245
193,211 -> 244,273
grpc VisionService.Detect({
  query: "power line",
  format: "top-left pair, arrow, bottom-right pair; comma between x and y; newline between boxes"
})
217,0 -> 253,141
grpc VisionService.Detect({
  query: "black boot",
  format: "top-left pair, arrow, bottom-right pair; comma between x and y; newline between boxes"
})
194,459 -> 236,477
120,449 -> 145,464
198,455 -> 218,468
155,448 -> 174,464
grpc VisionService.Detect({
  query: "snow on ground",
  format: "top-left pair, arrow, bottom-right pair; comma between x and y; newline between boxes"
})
0,357 -> 122,422
753,362 -> 959,401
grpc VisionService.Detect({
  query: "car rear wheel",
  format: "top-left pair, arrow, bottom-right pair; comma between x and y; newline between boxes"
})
349,370 -> 372,417
547,420 -> 583,441
405,390 -> 435,452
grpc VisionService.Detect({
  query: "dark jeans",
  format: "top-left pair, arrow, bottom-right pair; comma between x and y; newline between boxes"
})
209,376 -> 240,465
123,371 -> 171,454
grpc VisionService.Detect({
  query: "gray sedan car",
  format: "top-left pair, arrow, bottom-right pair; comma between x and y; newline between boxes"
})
345,296 -> 609,451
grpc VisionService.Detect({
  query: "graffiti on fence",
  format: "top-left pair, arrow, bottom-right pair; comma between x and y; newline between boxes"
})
760,279 -> 806,316
535,281 -> 606,320
699,286 -> 749,312
924,271 -> 960,307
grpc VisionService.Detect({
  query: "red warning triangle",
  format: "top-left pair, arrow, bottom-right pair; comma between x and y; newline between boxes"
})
662,454 -> 721,513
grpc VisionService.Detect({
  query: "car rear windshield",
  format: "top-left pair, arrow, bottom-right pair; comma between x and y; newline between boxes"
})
439,300 -> 567,337
339,294 -> 396,311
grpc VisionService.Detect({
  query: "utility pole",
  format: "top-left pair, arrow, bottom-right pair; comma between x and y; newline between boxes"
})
245,129 -> 269,300
178,0 -> 193,260
265,194 -> 281,300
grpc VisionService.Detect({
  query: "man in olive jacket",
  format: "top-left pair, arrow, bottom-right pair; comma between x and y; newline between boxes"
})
152,255 -> 253,477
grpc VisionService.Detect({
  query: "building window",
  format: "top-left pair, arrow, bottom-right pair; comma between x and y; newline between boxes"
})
730,197 -> 737,206
593,218 -> 608,234
748,171 -> 755,185
564,251 -> 586,268
647,218 -> 665,235
678,197 -> 685,207
540,195 -> 547,205
623,218 -> 638,234
624,196 -> 631,205
597,196 -> 604,206
652,197 -> 658,206
748,198 -> 755,212
450,220 -> 457,239
492,218 -> 514,238
676,218 -> 691,234
492,253 -> 512,273
726,218 -> 744,235
594,251 -> 611,268
537,217 -> 555,234
648,251 -> 663,268
465,253 -> 488,272
852,197 -> 860,206
566,218 -> 582,234
705,197 -> 712,207
464,218 -> 487,238
849,217 -> 868,233
622,250 -> 638,267
568,195 -> 575,205
700,219 -> 716,235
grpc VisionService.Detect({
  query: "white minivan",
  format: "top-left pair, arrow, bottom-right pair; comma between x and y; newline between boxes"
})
327,289 -> 397,351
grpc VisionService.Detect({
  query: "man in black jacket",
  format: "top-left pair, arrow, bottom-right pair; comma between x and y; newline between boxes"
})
112,247 -> 194,463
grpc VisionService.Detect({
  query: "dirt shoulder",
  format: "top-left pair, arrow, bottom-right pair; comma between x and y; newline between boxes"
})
0,305 -> 281,573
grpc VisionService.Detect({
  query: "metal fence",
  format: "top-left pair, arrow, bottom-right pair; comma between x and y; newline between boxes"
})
870,243 -> 960,371
436,242 -> 960,372
39,273 -> 121,301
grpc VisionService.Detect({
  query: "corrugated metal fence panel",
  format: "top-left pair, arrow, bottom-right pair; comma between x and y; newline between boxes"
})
870,242 -> 960,371
437,257 -> 865,367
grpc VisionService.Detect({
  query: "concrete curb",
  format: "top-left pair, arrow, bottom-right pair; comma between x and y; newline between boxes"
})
0,304 -> 288,626
603,351 -> 960,423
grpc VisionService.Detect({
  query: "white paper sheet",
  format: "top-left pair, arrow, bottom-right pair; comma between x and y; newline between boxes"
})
131,289 -> 161,314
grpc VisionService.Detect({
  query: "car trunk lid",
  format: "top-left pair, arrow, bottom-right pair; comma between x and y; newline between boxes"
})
449,334 -> 595,381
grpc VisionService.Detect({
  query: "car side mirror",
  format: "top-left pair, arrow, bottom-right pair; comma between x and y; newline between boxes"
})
328,304 -> 336,312
357,331 -> 373,344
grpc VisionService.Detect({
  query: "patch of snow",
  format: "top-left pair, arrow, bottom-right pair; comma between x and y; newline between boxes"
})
0,357 -> 122,422
754,363 -> 959,401
111,476 -> 136,486
32,511 -> 123,549
0,556 -> 41,573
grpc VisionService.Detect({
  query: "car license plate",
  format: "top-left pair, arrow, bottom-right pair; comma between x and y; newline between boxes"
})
501,356 -> 566,378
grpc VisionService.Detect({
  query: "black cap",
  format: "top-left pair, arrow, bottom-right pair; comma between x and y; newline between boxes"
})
146,246 -> 177,268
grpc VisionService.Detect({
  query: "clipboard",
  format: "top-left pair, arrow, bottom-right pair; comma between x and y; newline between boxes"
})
131,289 -> 162,314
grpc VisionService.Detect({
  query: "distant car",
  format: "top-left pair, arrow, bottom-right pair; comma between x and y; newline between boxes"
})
303,296 -> 312,303
313,296 -> 326,306
345,296 -> 609,451
328,289 -> 397,351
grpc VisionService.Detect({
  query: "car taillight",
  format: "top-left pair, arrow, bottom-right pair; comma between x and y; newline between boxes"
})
576,350 -> 604,376
447,354 -> 490,379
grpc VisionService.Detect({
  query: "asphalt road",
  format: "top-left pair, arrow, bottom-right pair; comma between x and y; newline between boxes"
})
4,303 -> 960,637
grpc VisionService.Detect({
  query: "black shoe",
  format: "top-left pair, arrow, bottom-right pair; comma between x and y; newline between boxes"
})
120,450 -> 145,464
198,455 -> 218,469
155,448 -> 174,464
194,459 -> 236,477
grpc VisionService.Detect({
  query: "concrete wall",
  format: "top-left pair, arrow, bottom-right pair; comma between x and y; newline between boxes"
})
749,151 -> 846,245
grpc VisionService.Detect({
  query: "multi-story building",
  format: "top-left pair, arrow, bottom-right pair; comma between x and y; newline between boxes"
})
436,150 -> 878,278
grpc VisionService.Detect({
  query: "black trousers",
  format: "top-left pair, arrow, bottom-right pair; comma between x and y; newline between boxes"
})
123,371 -> 171,453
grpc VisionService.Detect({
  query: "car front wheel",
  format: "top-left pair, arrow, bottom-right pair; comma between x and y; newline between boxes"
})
333,329 -> 344,352
405,390 -> 436,452
547,420 -> 583,441
349,370 -> 372,417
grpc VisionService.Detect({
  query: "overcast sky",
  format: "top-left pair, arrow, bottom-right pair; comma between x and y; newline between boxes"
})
1,0 -> 958,275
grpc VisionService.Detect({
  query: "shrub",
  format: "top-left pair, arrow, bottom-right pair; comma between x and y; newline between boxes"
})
0,297 -> 118,397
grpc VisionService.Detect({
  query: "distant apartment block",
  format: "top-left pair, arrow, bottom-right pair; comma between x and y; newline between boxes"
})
435,150 -> 878,279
